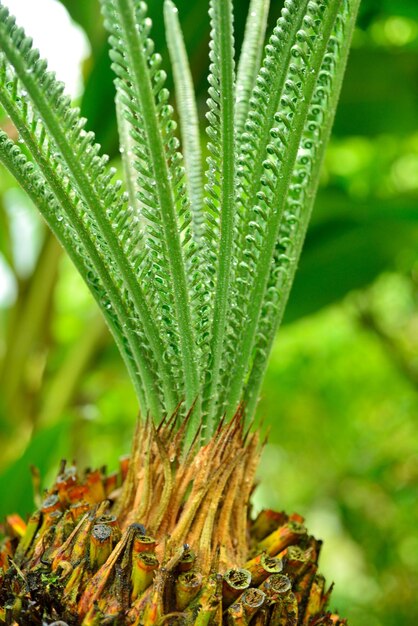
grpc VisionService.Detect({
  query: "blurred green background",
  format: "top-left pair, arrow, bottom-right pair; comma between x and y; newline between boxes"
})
0,0 -> 417,624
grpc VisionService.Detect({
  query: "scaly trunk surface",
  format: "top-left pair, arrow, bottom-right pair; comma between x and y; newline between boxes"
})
0,413 -> 345,626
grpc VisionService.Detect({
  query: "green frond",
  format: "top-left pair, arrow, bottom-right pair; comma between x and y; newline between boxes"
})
0,129 -> 148,410
212,0 -> 312,418
235,0 -> 270,136
100,0 -> 200,419
164,0 -> 204,241
115,95 -> 143,219
202,0 -> 237,428
222,0 -> 361,417
0,0 -> 360,440
213,0 -> 312,417
244,0 -> 362,418
0,4 -> 177,416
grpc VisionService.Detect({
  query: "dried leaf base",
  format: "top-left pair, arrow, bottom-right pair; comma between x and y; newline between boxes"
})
0,415 -> 346,625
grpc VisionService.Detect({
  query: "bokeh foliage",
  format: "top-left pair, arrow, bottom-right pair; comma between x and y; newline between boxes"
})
0,0 -> 417,624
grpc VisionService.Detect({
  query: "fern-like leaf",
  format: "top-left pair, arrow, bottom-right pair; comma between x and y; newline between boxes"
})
202,0 -> 237,428
213,0 -> 310,417
0,129 -> 150,409
164,0 -> 204,241
0,0 -> 361,439
244,0 -> 361,417
0,4 -> 178,416
100,0 -> 200,418
222,0 -> 361,417
213,0 -> 312,418
235,0 -> 270,137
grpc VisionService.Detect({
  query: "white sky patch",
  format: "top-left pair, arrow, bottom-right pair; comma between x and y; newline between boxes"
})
0,0 -> 91,307
5,189 -> 43,279
0,256 -> 17,308
4,0 -> 90,97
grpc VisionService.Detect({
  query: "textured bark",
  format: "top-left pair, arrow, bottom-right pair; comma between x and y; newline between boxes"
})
0,415 -> 346,625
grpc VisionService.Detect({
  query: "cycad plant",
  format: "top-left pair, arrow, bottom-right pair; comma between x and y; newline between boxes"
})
0,0 -> 360,624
